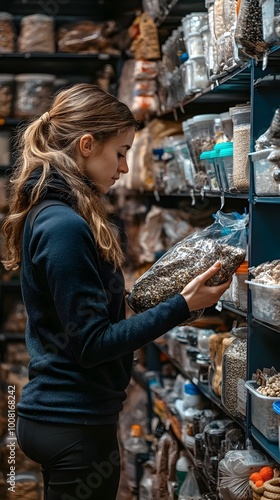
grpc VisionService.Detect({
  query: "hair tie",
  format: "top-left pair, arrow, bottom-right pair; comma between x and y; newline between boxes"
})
41,111 -> 50,123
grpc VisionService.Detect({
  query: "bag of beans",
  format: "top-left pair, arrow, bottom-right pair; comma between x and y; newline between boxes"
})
127,210 -> 248,324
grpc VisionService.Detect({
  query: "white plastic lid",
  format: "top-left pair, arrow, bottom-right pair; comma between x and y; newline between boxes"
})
0,12 -> 13,20
192,114 -> 220,123
229,104 -> 251,116
0,74 -> 14,82
15,74 -> 55,82
21,13 -> 54,22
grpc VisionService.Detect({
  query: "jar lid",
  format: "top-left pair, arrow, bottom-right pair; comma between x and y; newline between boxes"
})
200,150 -> 212,159
15,74 -> 55,82
229,104 -> 251,116
0,12 -> 13,20
184,382 -> 200,395
192,114 -> 220,123
21,13 -> 54,23
0,74 -> 14,82
235,261 -> 248,272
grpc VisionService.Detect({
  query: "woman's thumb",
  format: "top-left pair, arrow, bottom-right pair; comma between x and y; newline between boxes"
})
198,261 -> 222,282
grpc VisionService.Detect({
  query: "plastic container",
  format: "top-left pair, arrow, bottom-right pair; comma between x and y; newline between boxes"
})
246,381 -> 280,442
123,424 -> 149,492
230,104 -> 251,191
219,142 -> 234,192
221,327 -> 247,418
232,261 -> 248,311
0,12 -> 16,53
260,0 -> 280,44
18,13 -> 55,53
220,111 -> 233,141
200,150 -> 218,191
250,148 -> 280,195
186,31 -> 204,58
0,131 -> 11,166
14,74 -> 55,119
176,451 -> 192,495
192,55 -> 209,90
188,114 -> 220,169
272,401 -> 280,450
183,382 -> 203,410
246,280 -> 280,326
0,74 -> 14,118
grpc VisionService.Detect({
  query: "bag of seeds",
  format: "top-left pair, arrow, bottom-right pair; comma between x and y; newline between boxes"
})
128,210 -> 248,324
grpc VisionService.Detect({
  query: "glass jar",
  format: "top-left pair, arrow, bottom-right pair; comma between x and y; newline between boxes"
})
0,74 -> 14,118
221,326 -> 247,418
0,12 -> 16,53
14,74 -> 55,119
229,104 -> 251,191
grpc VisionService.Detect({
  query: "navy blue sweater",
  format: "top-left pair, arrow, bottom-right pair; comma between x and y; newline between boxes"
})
18,195 -> 190,425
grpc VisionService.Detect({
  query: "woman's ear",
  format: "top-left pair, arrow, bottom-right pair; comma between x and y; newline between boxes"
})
79,134 -> 94,157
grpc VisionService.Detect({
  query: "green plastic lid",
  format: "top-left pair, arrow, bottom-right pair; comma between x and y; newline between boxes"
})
200,150 -> 213,160
219,146 -> 233,157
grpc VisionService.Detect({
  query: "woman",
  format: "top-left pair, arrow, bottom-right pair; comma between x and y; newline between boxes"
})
2,83 -> 230,500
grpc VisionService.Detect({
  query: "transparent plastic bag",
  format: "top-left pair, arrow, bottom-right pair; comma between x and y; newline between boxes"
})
218,449 -> 274,500
178,466 -> 202,500
128,211 -> 248,324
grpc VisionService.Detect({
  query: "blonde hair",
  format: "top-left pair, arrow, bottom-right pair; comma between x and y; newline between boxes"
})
2,83 -> 139,271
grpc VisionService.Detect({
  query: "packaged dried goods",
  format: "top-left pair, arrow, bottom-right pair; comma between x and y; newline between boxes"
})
128,210 -> 247,324
0,74 -> 13,118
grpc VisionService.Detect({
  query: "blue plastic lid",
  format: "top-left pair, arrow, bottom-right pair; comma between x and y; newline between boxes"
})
273,401 -> 280,415
219,147 -> 233,157
184,382 -> 200,395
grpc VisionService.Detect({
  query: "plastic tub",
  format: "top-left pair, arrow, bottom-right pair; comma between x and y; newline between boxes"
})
246,280 -> 280,326
14,74 -> 55,118
245,380 -> 280,442
200,150 -> 219,191
0,74 -> 14,118
250,148 -> 280,195
273,400 -> 280,450
188,114 -> 220,169
260,0 -> 280,44
219,142 -> 234,192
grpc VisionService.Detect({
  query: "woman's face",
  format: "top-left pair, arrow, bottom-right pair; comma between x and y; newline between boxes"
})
79,128 -> 135,194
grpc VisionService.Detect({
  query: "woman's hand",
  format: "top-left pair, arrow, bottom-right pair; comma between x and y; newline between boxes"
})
180,261 -> 231,312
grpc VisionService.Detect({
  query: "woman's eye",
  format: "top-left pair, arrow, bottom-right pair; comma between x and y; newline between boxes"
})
117,153 -> 125,159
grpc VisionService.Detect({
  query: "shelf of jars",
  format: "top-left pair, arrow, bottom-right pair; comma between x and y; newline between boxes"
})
153,340 -> 246,430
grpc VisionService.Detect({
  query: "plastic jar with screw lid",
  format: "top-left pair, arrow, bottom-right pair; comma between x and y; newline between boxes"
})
14,74 -> 55,119
229,104 -> 251,191
183,382 -> 203,410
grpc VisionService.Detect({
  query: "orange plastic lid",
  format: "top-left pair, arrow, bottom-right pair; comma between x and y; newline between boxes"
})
236,261 -> 248,273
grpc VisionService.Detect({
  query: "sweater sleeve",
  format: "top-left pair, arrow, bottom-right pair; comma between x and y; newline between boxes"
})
30,207 -> 190,368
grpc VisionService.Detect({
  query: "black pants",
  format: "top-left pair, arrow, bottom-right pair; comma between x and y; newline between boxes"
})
16,416 -> 120,500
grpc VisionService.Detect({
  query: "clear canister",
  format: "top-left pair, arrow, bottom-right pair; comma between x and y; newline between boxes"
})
221,326 -> 247,418
0,12 -> 16,53
232,261 -> 248,311
0,131 -> 11,166
188,114 -> 220,169
186,31 -> 204,58
192,55 -> 210,90
220,111 -> 233,140
18,13 -> 55,53
260,0 -> 280,44
229,104 -> 251,191
218,142 -> 234,192
0,74 -> 14,118
14,74 -> 55,119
